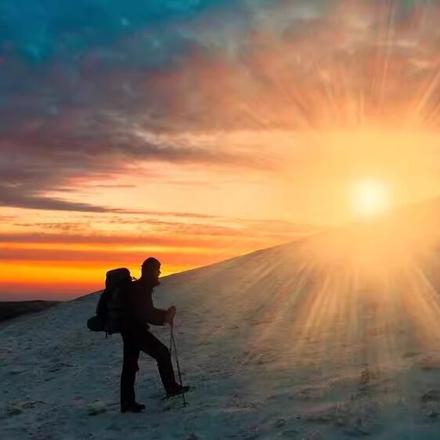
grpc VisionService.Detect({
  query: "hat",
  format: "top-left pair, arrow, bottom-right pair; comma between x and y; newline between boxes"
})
142,257 -> 161,268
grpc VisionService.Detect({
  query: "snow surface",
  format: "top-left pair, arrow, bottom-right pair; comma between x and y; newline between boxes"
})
3,237 -> 440,439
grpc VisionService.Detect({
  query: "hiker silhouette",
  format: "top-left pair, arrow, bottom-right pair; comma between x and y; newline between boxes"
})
120,257 -> 189,413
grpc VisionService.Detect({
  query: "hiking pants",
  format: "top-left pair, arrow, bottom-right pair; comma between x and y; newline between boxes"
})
120,328 -> 177,405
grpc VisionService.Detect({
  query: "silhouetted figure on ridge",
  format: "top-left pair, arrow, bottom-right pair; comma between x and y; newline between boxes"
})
120,257 -> 189,413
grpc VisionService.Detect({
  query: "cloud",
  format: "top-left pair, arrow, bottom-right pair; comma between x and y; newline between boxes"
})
0,216 -> 316,275
3,212 -> 316,248
0,0 -> 253,212
2,0 -> 440,212
0,123 -> 270,212
0,246 -> 221,264
0,193 -> 113,213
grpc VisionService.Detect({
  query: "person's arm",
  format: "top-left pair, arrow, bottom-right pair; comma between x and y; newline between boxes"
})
129,284 -> 175,326
144,294 -> 168,325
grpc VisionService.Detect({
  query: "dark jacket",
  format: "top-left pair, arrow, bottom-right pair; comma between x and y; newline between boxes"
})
121,278 -> 166,330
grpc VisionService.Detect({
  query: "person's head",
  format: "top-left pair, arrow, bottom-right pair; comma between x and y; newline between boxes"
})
141,257 -> 161,284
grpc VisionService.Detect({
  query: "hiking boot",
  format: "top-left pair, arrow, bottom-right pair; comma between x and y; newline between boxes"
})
121,402 -> 146,413
166,384 -> 190,398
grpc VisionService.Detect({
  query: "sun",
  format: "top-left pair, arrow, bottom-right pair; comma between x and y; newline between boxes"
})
351,179 -> 392,219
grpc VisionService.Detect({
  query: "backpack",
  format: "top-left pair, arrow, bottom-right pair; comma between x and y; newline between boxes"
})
87,268 -> 132,335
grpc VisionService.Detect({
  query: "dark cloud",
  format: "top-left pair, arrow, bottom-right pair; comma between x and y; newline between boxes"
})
0,0 -> 253,212
0,118 -> 269,212
0,192 -> 113,213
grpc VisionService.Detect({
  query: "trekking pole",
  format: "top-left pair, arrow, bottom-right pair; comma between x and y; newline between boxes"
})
170,324 -> 187,407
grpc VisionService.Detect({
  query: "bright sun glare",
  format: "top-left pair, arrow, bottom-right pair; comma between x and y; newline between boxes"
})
352,179 -> 392,219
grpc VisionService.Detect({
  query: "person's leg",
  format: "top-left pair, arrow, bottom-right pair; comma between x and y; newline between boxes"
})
120,332 -> 140,405
138,331 -> 178,393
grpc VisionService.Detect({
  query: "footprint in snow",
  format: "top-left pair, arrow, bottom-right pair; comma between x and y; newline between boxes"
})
420,390 -> 440,420
421,390 -> 440,403
86,400 -> 107,416
5,400 -> 46,416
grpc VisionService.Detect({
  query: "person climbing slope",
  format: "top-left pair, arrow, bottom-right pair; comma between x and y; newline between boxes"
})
120,257 -> 189,413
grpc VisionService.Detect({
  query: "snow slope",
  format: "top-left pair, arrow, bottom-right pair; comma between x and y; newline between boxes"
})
3,228 -> 440,439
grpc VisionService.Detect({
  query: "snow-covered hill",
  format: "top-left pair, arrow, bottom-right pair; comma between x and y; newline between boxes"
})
3,229 -> 440,439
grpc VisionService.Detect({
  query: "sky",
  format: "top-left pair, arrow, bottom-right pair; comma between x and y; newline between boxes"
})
2,0 -> 440,299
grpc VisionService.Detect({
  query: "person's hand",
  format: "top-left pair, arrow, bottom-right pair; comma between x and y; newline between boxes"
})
164,306 -> 176,326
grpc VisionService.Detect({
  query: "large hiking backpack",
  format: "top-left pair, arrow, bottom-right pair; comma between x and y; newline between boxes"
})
87,268 -> 132,335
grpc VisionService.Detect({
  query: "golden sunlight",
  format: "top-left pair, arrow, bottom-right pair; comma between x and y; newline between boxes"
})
351,179 -> 392,219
